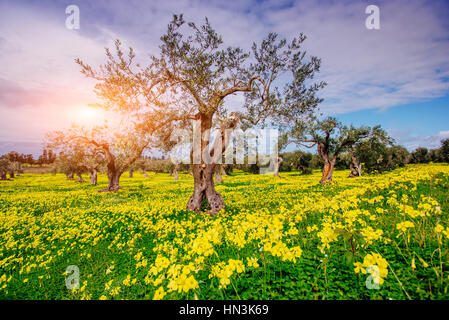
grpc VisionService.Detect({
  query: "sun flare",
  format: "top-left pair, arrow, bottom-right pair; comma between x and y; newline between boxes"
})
78,106 -> 99,119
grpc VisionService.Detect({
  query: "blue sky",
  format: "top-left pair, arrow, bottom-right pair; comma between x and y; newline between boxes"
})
0,0 -> 448,156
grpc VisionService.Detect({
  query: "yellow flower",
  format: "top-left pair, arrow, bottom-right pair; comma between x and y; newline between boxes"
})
122,275 -> 132,286
435,224 -> 444,233
396,221 -> 414,232
104,280 -> 113,291
246,257 -> 259,268
153,287 -> 166,300
354,253 -> 388,285
354,262 -> 364,274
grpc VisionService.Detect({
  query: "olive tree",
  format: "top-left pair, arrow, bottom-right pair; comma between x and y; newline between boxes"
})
287,117 -> 370,184
75,15 -> 325,214
46,130 -> 107,184
350,125 -> 393,177
0,158 -> 11,180
440,139 -> 449,163
156,15 -> 324,213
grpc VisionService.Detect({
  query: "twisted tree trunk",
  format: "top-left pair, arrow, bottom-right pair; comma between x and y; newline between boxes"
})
274,157 -> 283,178
99,152 -> 123,192
142,169 -> 149,178
99,169 -> 122,192
320,157 -> 336,184
187,163 -> 224,214
214,165 -> 223,183
76,172 -> 85,183
89,169 -> 98,185
1,172 -> 9,180
67,172 -> 74,180
317,142 -> 337,184
9,170 -> 15,179
187,114 -> 224,214
220,165 -> 227,176
129,170 -> 134,178
173,163 -> 179,180
186,113 -> 238,215
349,154 -> 362,177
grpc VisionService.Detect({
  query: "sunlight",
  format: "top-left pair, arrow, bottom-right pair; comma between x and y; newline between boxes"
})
78,106 -> 100,120
71,106 -> 105,126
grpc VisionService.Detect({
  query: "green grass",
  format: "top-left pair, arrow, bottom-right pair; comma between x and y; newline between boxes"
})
0,164 -> 448,300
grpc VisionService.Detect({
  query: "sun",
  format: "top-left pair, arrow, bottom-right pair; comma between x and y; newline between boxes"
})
71,106 -> 107,126
78,106 -> 99,119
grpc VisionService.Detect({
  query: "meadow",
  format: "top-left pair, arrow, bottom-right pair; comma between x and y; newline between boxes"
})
0,164 -> 448,300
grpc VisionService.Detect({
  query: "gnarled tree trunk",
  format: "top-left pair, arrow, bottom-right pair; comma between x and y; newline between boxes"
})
9,170 -> 15,179
89,169 -> 98,185
99,170 -> 122,192
348,154 -> 362,177
317,142 -> 337,184
67,172 -> 74,180
274,157 -> 283,178
76,172 -> 85,183
129,170 -> 134,178
98,152 -> 123,192
320,157 -> 336,184
142,169 -> 149,178
186,113 -> 238,215
214,165 -> 223,184
173,163 -> 179,180
1,172 -> 9,180
187,113 -> 224,215
187,164 -> 224,214
220,165 -> 227,176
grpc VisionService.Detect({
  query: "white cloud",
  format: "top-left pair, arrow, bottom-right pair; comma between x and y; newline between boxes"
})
261,0 -> 449,114
1,0 -> 449,147
389,128 -> 449,151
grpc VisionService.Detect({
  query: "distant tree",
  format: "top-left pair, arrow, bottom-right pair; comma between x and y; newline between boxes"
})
75,38 -> 194,191
440,139 -> 449,163
335,153 -> 351,171
0,158 -> 11,180
410,147 -> 429,164
47,130 -> 107,185
277,150 -> 313,175
47,149 -> 57,164
310,154 -> 324,170
25,154 -> 34,164
428,148 -> 442,162
36,149 -> 55,166
383,146 -> 410,171
294,151 -> 313,174
61,124 -> 157,191
3,151 -> 24,178
287,117 -> 370,184
352,125 -> 393,176
51,153 -> 84,181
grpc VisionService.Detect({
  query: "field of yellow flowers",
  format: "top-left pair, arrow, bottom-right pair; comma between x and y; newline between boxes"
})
0,164 -> 448,300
